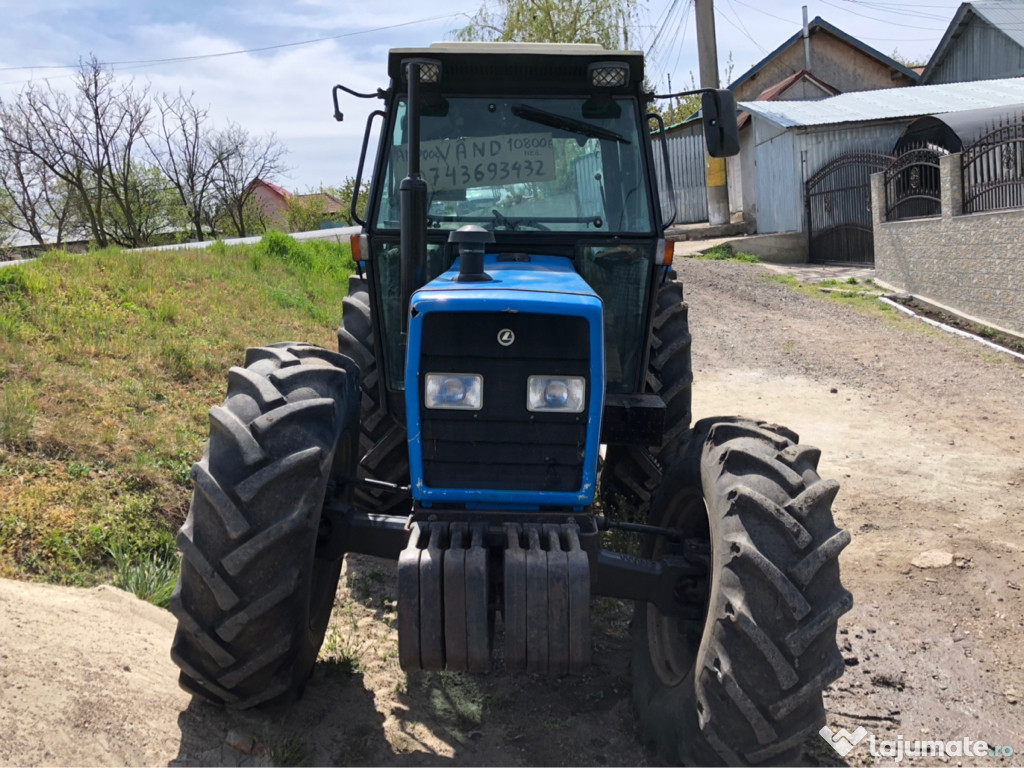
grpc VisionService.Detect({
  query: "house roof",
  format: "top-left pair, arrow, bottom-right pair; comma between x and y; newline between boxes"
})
729,16 -> 920,92
665,70 -> 841,134
921,1 -> 1024,82
739,77 -> 1024,129
251,178 -> 293,200
736,70 -> 840,129
7,228 -> 91,249
295,192 -> 345,215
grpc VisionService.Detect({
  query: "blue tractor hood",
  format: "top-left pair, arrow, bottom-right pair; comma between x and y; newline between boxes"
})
405,254 -> 605,510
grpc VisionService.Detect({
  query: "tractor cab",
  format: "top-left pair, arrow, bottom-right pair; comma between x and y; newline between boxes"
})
355,44 -> 668,411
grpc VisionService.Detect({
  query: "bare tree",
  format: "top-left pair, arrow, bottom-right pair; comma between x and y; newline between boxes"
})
146,91 -> 227,242
212,124 -> 287,237
0,98 -> 84,249
0,56 -> 153,248
95,72 -> 154,247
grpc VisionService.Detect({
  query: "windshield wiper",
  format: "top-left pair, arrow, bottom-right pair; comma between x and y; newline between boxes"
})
511,104 -> 629,144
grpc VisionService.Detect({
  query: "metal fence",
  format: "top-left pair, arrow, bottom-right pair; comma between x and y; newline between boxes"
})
651,130 -> 708,224
961,115 -> 1024,214
884,143 -> 942,221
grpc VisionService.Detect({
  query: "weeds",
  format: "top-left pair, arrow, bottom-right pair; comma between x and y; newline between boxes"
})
694,243 -> 761,263
319,626 -> 363,675
763,273 -> 892,318
0,383 -> 36,447
108,539 -> 179,608
269,735 -> 313,767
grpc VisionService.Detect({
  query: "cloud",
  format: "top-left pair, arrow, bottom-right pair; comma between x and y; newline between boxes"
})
0,0 -> 962,191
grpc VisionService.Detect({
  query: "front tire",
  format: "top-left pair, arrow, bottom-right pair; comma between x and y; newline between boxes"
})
632,419 -> 853,765
170,343 -> 360,709
337,276 -> 411,515
601,271 -> 692,522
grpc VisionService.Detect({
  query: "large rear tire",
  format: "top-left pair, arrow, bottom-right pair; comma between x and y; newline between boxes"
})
601,271 -> 692,523
632,418 -> 853,765
170,342 -> 360,709
337,276 -> 411,515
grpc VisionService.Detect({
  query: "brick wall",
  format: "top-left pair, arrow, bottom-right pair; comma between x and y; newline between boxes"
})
871,153 -> 1024,337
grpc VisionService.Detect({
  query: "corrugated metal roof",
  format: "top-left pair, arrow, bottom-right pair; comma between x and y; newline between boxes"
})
739,77 -> 1024,128
971,0 -> 1024,51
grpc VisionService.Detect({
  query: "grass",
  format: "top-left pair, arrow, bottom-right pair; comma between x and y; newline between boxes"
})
269,735 -> 313,767
108,539 -> 179,608
692,243 -> 761,263
762,273 -> 893,318
0,232 -> 355,598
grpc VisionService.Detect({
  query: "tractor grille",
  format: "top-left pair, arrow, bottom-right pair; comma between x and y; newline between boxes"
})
419,312 -> 590,493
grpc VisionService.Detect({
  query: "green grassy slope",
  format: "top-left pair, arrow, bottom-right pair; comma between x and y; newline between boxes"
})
0,233 -> 355,595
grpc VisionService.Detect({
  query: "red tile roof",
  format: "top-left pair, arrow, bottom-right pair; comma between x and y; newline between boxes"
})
737,69 -> 841,128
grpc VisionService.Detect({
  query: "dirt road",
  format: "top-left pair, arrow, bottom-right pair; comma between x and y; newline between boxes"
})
1,258 -> 1022,767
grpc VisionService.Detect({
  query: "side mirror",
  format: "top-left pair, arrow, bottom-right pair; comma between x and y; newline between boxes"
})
701,89 -> 740,158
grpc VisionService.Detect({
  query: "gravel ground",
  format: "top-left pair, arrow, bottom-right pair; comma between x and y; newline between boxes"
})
1,257 -> 1022,767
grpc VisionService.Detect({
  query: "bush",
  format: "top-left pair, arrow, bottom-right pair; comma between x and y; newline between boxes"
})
258,230 -> 352,277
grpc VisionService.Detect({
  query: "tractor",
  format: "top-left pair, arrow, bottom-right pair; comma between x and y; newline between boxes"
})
169,42 -> 853,766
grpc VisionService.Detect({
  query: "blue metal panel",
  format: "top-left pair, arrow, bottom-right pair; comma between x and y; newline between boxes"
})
406,254 -> 605,509
415,253 -> 596,295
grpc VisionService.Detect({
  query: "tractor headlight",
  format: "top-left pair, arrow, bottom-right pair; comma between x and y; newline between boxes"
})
588,62 -> 629,88
424,373 -> 483,410
527,376 -> 586,413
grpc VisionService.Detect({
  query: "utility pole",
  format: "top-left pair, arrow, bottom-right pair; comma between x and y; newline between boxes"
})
695,0 -> 730,225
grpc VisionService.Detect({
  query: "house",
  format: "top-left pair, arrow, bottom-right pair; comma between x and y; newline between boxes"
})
293,191 -> 349,226
249,180 -> 350,230
249,178 -> 293,230
921,1 -> 1024,84
730,16 -> 919,102
740,78 -> 1024,262
733,70 -> 841,226
657,17 -> 919,228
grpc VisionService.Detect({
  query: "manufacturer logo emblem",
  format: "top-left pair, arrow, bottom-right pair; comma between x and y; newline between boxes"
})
497,328 -> 515,347
819,726 -> 869,757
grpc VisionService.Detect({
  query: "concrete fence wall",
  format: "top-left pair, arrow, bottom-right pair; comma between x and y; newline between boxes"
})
870,153 -> 1024,337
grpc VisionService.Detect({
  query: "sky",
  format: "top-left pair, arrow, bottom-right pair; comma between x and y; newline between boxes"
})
0,0 -> 972,191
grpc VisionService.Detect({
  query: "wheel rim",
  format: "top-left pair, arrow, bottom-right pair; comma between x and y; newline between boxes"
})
646,488 -> 709,688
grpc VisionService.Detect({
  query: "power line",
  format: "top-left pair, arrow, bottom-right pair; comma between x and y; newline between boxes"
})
639,0 -> 682,57
818,0 -> 948,29
669,1 -> 694,77
0,11 -> 467,74
729,0 -> 799,25
646,0 -> 685,63
835,0 -> 955,20
721,0 -> 768,55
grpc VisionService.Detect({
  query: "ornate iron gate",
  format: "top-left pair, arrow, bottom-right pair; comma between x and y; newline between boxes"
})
961,117 -> 1024,214
805,152 -> 892,264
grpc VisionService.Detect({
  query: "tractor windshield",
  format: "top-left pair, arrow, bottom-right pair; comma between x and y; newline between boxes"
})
375,96 -> 655,234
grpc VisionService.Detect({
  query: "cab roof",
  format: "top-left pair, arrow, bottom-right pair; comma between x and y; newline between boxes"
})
387,43 -> 645,93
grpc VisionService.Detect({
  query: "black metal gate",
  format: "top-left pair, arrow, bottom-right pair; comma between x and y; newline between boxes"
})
805,152 -> 892,264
